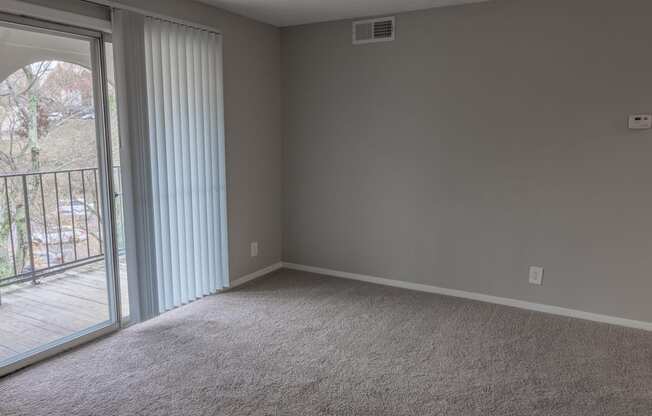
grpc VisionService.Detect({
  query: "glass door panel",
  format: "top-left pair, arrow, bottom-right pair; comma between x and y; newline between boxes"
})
0,19 -> 118,370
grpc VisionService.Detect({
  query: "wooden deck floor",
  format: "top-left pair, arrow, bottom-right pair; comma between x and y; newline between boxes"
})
0,260 -> 128,362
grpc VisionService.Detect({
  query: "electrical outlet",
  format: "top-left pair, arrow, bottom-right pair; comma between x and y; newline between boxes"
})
250,242 -> 258,257
629,114 -> 652,130
529,266 -> 544,285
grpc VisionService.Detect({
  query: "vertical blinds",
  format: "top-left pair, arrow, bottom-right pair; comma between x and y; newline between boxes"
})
143,17 -> 228,312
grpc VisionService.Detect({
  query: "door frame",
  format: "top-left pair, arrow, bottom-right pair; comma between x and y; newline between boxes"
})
0,12 -> 122,377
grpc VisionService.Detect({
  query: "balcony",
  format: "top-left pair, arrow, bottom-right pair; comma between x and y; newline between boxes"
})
0,167 -> 128,362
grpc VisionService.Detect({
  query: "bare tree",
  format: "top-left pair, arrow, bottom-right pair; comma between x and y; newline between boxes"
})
0,61 -> 99,278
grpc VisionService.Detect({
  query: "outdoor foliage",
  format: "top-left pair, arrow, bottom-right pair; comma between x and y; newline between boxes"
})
0,61 -> 118,282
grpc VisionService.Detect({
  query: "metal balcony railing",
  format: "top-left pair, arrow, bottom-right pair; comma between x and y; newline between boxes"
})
0,167 -> 124,288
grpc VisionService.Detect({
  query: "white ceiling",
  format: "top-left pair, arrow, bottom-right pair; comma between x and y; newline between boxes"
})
197,0 -> 491,27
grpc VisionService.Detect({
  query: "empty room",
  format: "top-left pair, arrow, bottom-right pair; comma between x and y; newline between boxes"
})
0,0 -> 651,414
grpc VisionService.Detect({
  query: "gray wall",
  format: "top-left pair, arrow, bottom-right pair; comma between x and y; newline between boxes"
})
282,0 -> 652,321
113,0 -> 283,282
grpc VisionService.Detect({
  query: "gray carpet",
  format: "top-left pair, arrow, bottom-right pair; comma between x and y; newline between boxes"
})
2,269 -> 652,415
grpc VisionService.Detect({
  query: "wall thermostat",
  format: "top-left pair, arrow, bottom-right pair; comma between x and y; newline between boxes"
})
628,114 -> 652,130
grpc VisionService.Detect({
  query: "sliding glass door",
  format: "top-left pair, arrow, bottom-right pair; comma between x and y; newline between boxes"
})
0,14 -> 122,375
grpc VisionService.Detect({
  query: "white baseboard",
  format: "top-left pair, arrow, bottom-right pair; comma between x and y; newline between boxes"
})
282,262 -> 652,332
230,262 -> 283,288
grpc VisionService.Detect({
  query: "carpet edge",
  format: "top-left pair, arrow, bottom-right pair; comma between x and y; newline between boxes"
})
230,262 -> 284,288
282,262 -> 652,332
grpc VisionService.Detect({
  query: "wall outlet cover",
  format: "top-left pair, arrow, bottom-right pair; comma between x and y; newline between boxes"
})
250,242 -> 259,257
529,266 -> 544,285
628,114 -> 652,130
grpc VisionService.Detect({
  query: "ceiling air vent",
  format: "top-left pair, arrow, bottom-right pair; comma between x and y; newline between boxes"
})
353,17 -> 395,45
